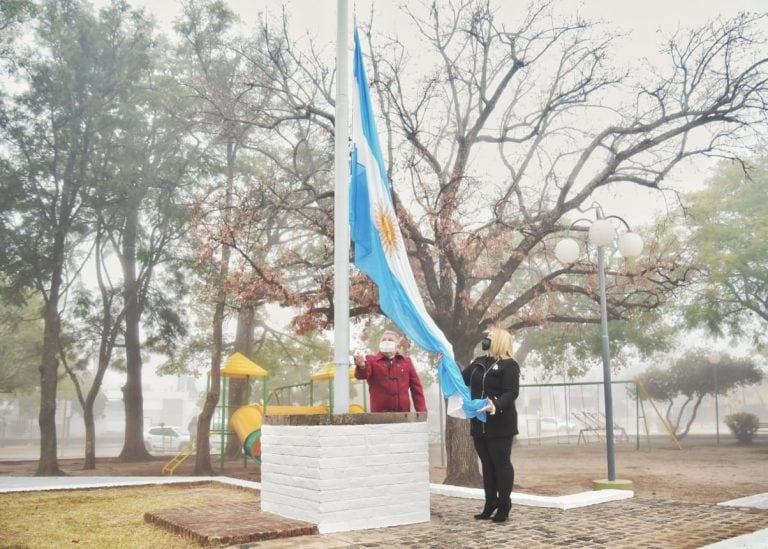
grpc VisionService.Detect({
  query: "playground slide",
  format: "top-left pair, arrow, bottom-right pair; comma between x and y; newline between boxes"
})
230,405 -> 267,461
230,403 -> 365,460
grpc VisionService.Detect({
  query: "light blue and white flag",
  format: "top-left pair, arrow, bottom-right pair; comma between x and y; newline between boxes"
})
349,28 -> 487,421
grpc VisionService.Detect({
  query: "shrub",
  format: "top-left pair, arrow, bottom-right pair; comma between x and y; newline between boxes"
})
724,412 -> 759,444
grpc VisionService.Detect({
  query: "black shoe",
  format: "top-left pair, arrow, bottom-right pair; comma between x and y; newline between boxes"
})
473,500 -> 498,520
491,501 -> 511,523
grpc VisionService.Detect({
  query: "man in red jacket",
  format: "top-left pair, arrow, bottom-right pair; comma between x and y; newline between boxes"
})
354,331 -> 428,413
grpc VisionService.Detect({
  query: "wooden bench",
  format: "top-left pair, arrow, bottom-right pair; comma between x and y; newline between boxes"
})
758,422 -> 768,435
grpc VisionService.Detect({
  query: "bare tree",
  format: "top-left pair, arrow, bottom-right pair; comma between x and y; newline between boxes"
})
355,1 -> 768,485
241,10 -> 378,327
240,1 -> 767,485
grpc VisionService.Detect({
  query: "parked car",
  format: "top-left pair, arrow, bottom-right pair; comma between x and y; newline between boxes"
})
519,415 -> 570,437
144,425 -> 191,453
538,416 -> 570,433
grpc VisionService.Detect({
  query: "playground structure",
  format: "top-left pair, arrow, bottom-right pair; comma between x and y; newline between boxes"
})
516,380 -> 649,447
572,409 -> 630,444
269,361 -> 368,412
513,379 -> 683,450
163,353 -> 367,475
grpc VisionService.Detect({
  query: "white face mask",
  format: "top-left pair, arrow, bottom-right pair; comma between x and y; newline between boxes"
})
379,340 -> 397,353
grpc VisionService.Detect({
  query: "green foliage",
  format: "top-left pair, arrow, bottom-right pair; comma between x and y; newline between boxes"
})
724,412 -> 760,444
638,366 -> 678,402
639,351 -> 762,400
226,327 -> 336,408
0,0 -> 34,21
158,302 -> 331,395
519,323 -> 602,378
56,375 -> 107,419
519,308 -> 679,379
638,350 -> 763,438
0,0 -> 35,55
142,280 -> 190,356
685,156 -> 768,339
251,328 -> 331,389
0,295 -> 43,393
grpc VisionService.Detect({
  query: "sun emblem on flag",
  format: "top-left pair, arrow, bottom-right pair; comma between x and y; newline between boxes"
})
374,202 -> 401,255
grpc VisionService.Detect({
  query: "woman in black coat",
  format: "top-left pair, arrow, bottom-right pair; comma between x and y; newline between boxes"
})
462,327 -> 520,523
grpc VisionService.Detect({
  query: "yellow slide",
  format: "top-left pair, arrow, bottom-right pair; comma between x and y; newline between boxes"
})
230,403 -> 365,462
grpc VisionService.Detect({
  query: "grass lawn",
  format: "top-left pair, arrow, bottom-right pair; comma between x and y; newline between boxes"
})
0,483 -> 255,548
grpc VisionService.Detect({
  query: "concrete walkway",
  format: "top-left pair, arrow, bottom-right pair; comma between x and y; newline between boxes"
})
0,475 -> 259,493
0,475 -> 633,509
2,476 -> 767,548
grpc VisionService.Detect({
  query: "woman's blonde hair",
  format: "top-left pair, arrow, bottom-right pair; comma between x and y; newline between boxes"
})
487,327 -> 514,359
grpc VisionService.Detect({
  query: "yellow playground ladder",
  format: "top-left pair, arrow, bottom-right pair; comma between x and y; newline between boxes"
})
162,437 -> 196,476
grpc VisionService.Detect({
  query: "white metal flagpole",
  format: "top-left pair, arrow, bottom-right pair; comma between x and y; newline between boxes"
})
333,0 -> 350,414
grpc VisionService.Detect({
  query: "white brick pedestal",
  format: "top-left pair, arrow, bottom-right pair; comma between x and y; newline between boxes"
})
260,412 -> 430,533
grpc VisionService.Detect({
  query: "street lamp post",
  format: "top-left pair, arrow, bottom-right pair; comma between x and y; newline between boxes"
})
708,352 -> 721,444
596,243 -> 617,481
554,206 -> 643,486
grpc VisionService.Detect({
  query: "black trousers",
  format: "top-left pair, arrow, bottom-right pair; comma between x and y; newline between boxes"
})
473,435 -> 514,504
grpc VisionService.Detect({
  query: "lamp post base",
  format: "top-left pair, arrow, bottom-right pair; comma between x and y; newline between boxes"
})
592,479 -> 634,491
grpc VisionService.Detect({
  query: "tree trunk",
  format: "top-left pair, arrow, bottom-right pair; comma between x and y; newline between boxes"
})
119,195 -> 150,461
36,300 -> 63,476
195,383 -> 219,476
443,338 -> 483,487
194,140 -> 235,475
665,402 -> 674,427
83,275 -> 120,469
444,416 -> 482,487
84,245 -> 113,469
225,304 -> 255,457
671,397 -> 693,438
678,395 -> 706,439
35,233 -> 66,476
83,407 -> 96,469
83,352 -> 110,469
80,235 -> 121,469
195,284 -> 228,474
78,332 -> 117,470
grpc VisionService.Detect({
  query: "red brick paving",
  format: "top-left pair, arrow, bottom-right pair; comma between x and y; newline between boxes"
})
145,493 -> 768,548
145,501 -> 317,545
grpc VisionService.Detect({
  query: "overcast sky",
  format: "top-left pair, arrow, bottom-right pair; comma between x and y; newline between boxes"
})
88,0 -> 768,225
109,0 -> 766,222
131,0 -> 768,41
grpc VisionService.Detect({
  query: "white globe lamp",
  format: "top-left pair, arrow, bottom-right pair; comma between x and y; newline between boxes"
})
588,218 -> 615,246
617,232 -> 644,258
554,238 -> 581,264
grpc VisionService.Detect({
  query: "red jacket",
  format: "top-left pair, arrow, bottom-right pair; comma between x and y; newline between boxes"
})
354,352 -> 427,412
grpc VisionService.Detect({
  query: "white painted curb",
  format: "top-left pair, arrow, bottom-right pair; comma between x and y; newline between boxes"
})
429,483 -> 634,509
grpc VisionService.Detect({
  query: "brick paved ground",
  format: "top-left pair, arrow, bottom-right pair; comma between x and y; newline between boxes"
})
146,500 -> 317,545
203,494 -> 768,549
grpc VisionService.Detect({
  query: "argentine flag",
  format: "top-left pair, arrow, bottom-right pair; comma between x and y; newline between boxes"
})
349,28 -> 487,421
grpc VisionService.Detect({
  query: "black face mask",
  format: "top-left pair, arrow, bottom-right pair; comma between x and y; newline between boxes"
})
481,338 -> 491,351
